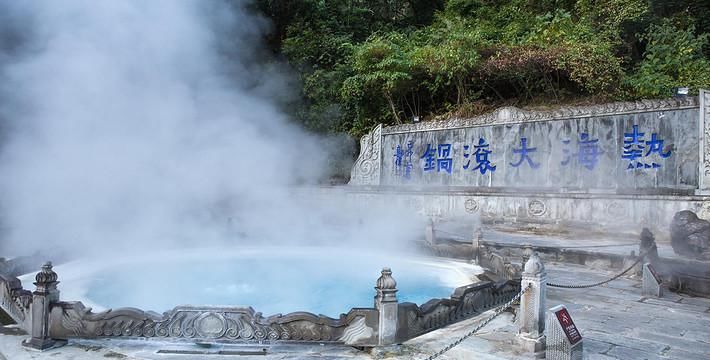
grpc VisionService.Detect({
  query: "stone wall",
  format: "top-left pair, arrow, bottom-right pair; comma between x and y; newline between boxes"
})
382,108 -> 697,191
339,188 -> 706,237
348,93 -> 710,234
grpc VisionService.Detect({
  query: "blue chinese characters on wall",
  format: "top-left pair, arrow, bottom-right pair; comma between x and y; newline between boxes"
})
463,138 -> 497,174
393,140 -> 415,179
561,133 -> 604,170
421,143 -> 453,174
404,141 -> 414,178
510,137 -> 540,169
621,125 -> 672,169
391,123 -> 672,181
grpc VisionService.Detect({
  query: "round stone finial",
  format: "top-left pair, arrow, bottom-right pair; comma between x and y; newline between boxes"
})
35,261 -> 58,285
376,267 -> 397,290
523,252 -> 545,275
522,245 -> 534,257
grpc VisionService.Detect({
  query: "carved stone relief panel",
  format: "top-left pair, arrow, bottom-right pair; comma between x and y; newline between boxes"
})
527,199 -> 547,217
349,124 -> 382,186
701,90 -> 710,190
464,198 -> 479,213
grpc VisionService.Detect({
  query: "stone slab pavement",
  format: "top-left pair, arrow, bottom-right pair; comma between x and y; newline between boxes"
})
1,262 -> 708,359
544,261 -> 710,360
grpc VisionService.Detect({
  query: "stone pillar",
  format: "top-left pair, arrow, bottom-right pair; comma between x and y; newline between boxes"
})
639,228 -> 659,266
522,245 -> 533,267
424,218 -> 436,246
23,262 -> 62,350
472,227 -> 483,264
374,267 -> 398,346
518,252 -> 546,357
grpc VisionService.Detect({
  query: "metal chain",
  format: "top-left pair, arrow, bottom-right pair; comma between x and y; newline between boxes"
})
552,242 -> 638,249
434,229 -> 637,249
432,228 -> 650,290
423,284 -> 532,360
547,249 -> 649,289
421,248 -> 652,359
433,229 -> 471,240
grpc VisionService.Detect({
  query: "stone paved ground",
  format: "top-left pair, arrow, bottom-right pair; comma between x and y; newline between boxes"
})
2,262 -> 709,359
545,262 -> 710,360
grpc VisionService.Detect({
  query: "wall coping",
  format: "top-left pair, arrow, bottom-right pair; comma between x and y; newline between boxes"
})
384,97 -> 699,135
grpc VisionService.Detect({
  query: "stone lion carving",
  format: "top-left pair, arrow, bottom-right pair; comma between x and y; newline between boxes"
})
670,210 -> 710,261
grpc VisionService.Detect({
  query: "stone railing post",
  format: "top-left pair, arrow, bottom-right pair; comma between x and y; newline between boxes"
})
23,262 -> 63,350
472,227 -> 483,263
424,218 -> 436,246
522,245 -> 533,267
639,228 -> 659,265
518,252 -> 546,357
374,267 -> 398,346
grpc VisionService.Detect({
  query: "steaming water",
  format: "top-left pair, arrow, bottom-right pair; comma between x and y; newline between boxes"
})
26,247 -> 482,318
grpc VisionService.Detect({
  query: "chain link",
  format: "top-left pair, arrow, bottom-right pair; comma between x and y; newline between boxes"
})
422,284 -> 531,360
551,242 -> 638,249
547,249 -> 649,289
421,241 -> 653,359
433,229 -> 471,241
433,229 -> 637,249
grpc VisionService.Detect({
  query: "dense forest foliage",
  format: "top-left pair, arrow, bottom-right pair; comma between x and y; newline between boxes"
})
252,0 -> 710,139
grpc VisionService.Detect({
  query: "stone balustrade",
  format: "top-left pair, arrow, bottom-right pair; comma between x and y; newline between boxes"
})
0,261 -> 521,351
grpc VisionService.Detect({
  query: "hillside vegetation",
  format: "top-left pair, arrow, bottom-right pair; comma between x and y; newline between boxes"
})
254,0 -> 710,138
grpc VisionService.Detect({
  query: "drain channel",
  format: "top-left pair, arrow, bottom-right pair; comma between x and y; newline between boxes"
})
156,349 -> 267,356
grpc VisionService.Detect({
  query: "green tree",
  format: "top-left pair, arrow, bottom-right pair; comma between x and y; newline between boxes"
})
342,33 -> 420,124
626,21 -> 710,97
414,18 -> 483,105
251,0 -> 710,140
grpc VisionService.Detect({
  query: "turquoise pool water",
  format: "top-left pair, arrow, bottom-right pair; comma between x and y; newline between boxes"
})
78,250 -> 478,318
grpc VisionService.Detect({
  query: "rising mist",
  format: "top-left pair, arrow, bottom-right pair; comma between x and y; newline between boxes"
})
0,0 -> 422,258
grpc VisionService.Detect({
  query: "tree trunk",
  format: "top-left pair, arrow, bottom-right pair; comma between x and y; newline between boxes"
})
385,93 -> 401,124
456,77 -> 467,105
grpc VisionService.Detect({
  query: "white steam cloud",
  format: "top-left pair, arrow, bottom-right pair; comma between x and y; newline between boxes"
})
0,0 -> 421,257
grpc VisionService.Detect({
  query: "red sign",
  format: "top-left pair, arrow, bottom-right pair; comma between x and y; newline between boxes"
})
554,307 -> 582,345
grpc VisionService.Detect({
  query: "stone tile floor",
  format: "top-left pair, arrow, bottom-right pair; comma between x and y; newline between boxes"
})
545,262 -> 710,360
1,263 -> 708,359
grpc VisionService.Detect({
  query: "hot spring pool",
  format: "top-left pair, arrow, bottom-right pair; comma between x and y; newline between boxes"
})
24,247 -> 483,318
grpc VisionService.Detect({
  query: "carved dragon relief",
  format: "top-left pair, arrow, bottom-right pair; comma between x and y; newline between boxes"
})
701,90 -> 710,188
349,124 -> 383,186
383,97 -> 699,134
51,302 -> 377,345
399,280 -> 519,340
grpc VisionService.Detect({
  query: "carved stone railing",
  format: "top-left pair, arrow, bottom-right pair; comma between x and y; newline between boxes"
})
1,263 -> 524,350
480,251 -> 522,280
396,280 -> 520,342
51,302 -> 378,345
0,273 -> 32,331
